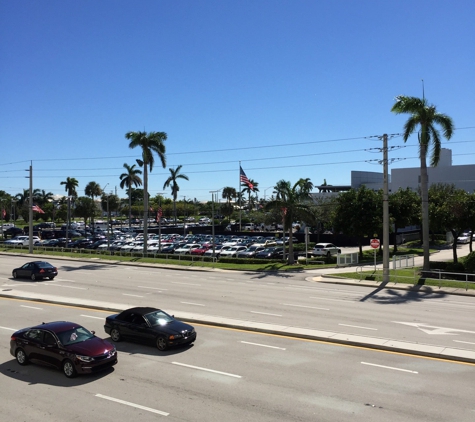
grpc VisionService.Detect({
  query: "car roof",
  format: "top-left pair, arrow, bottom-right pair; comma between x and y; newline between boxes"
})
28,321 -> 82,333
118,307 -> 160,317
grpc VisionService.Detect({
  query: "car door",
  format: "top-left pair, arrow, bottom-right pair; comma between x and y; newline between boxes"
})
122,314 -> 153,343
36,330 -> 62,368
21,329 -> 44,362
18,263 -> 34,278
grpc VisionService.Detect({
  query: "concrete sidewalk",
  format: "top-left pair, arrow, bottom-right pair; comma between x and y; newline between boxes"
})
1,288 -> 475,365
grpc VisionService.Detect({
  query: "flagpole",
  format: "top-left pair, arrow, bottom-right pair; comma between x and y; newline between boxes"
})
239,161 -> 242,231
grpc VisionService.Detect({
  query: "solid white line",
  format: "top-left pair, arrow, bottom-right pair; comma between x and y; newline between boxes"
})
55,279 -> 75,282
0,326 -> 17,331
20,305 -> 43,310
180,301 -> 205,307
250,311 -> 282,317
240,341 -> 286,350
282,303 -> 330,311
453,340 -> 475,345
361,362 -> 418,374
137,285 -> 167,290
95,394 -> 169,416
80,315 -> 104,320
171,282 -> 201,286
122,293 -> 144,298
46,284 -> 86,290
339,323 -> 377,331
172,362 -> 242,378
309,296 -> 355,303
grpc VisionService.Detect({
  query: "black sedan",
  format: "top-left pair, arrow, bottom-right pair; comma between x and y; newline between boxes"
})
12,261 -> 58,280
255,247 -> 284,259
10,321 -> 117,378
104,307 -> 196,351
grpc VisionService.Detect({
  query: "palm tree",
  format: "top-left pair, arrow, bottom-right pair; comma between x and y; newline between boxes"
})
296,178 -> 314,195
36,190 -> 54,206
119,163 -> 143,229
266,179 -> 313,264
241,179 -> 259,211
222,187 -> 237,204
391,95 -> 454,271
163,165 -> 189,224
126,131 -> 167,253
85,181 -> 102,234
60,177 -> 79,234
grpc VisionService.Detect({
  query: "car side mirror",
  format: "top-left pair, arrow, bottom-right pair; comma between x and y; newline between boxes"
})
91,330 -> 95,335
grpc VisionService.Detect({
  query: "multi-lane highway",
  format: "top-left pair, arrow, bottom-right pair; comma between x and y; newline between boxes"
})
0,253 -> 474,421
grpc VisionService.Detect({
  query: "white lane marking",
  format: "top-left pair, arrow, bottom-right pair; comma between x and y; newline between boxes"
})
453,340 -> 475,345
361,362 -> 418,374
122,293 -> 144,298
2,283 -> 39,287
339,323 -> 377,331
286,286 -> 362,296
225,279 -> 234,281
56,279 -> 76,282
45,284 -> 86,290
20,305 -> 43,310
95,394 -> 169,416
250,311 -> 282,317
240,341 -> 286,350
80,315 -> 104,320
180,301 -> 205,307
282,303 -> 330,311
309,296 -> 355,303
172,362 -> 241,378
171,281 -> 201,286
137,286 -> 167,291
0,326 -> 17,331
393,321 -> 475,335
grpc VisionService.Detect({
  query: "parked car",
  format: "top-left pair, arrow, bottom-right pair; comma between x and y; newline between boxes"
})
5,235 -> 41,246
104,307 -> 196,351
174,243 -> 201,255
10,321 -> 117,378
237,245 -> 265,258
312,243 -> 341,257
12,261 -> 58,280
255,247 -> 284,259
457,232 -> 472,244
3,226 -> 24,237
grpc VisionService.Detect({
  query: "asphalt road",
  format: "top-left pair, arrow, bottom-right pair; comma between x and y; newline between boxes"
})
1,254 -> 475,352
1,299 -> 474,422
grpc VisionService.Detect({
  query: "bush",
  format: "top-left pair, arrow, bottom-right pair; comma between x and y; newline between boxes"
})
445,262 -> 465,273
463,252 -> 475,273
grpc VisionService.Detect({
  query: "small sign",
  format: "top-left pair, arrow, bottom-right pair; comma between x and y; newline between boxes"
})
370,238 -> 380,249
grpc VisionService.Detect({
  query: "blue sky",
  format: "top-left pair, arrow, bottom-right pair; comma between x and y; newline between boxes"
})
1,0 -> 474,203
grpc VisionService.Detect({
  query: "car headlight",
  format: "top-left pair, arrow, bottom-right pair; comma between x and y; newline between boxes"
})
76,355 -> 94,362
169,334 -> 183,340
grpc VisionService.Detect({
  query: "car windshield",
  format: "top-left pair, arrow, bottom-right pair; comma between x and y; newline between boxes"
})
57,326 -> 94,345
144,310 -> 174,326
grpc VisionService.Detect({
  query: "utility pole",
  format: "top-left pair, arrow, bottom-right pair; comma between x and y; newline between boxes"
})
382,134 -> 390,283
28,162 -> 33,254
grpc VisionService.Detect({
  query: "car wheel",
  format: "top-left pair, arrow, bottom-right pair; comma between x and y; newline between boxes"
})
156,336 -> 168,351
12,271 -> 18,279
15,348 -> 28,365
31,273 -> 36,281
62,359 -> 77,378
48,276 -> 55,280
338,249 -> 341,254
110,328 -> 121,342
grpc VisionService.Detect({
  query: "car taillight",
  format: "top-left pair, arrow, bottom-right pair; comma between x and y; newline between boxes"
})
11,335 -> 17,341
40,269 -> 45,273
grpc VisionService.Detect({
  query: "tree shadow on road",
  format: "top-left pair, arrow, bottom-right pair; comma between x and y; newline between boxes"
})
359,282 -> 447,304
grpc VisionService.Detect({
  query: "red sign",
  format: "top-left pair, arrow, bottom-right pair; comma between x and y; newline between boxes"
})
370,238 -> 380,249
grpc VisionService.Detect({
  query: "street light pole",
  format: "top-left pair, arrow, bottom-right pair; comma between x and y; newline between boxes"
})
183,196 -> 186,237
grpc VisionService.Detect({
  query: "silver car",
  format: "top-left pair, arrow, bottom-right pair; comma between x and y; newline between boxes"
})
312,243 -> 341,257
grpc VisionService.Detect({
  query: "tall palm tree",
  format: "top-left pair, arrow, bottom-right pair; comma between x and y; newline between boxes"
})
163,165 -> 189,224
119,163 -> 143,229
241,179 -> 259,211
222,187 -> 237,204
36,190 -> 54,206
126,131 -> 167,253
85,181 -> 102,234
296,178 -> 314,195
266,179 -> 313,264
391,95 -> 454,271
60,177 -> 79,233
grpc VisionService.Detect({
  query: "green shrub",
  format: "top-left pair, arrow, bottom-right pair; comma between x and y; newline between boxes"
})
462,252 -> 475,273
445,262 -> 465,273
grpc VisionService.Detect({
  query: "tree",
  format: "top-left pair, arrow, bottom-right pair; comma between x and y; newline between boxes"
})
126,131 -> 167,253
389,188 -> 420,253
163,165 -> 189,224
265,179 -> 314,264
60,177 -> 79,229
391,95 -> 454,271
74,197 -> 96,227
119,163 -> 143,229
222,187 -> 237,205
36,190 -> 54,206
242,179 -> 259,211
85,181 -> 102,235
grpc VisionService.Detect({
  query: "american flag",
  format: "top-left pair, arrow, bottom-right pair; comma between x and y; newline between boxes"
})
1,208 -> 5,218
32,204 -> 45,214
156,207 -> 163,222
240,166 -> 254,190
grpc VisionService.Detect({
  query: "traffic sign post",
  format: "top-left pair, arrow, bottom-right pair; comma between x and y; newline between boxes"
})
370,238 -> 380,270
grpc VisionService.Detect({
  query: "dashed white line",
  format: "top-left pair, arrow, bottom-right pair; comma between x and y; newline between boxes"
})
453,340 -> 475,345
250,311 -> 282,317
282,303 -> 330,311
309,296 -> 356,303
137,286 -> 167,291
45,284 -> 86,290
180,301 -> 205,307
339,323 -> 377,331
20,305 -> 43,310
361,362 -> 418,374
240,341 -> 286,350
0,326 -> 17,331
122,293 -> 144,298
95,394 -> 169,416
171,282 -> 201,286
80,315 -> 104,320
172,362 -> 241,378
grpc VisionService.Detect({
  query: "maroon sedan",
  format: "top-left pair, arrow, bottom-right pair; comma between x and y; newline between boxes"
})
10,321 -> 117,378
